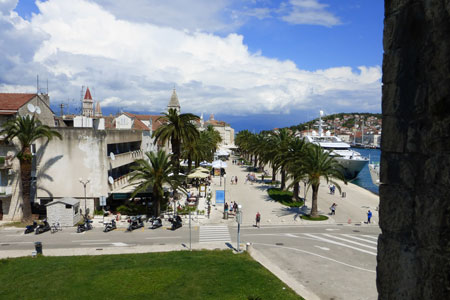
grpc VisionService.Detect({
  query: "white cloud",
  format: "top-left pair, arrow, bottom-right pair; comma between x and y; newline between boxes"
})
280,0 -> 341,27
0,0 -> 380,117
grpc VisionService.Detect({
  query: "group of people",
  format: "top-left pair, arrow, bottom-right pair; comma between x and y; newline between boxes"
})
329,184 -> 336,195
230,176 -> 238,185
245,173 -> 257,184
224,201 -> 239,215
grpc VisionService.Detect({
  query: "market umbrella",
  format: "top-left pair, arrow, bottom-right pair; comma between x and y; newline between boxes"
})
212,160 -> 227,169
187,171 -> 209,179
193,167 -> 210,174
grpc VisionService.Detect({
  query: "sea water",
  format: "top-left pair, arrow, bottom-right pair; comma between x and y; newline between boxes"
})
350,148 -> 381,195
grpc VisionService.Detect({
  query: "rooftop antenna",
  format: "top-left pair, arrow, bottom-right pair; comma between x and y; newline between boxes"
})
60,103 -> 65,116
80,86 -> 85,102
36,75 -> 39,94
46,79 -> 48,94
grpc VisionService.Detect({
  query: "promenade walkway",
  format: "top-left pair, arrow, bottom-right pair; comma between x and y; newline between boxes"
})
205,156 -> 379,227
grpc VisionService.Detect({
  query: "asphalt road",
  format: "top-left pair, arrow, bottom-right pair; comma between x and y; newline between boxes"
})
1,223 -> 380,300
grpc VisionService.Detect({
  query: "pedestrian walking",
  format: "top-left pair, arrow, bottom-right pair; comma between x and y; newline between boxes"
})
255,212 -> 261,228
330,203 -> 337,215
261,174 -> 264,183
367,210 -> 372,224
235,176 -> 238,184
233,202 -> 238,213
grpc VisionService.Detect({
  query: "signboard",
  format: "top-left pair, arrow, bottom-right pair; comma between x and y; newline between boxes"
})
99,196 -> 107,206
214,168 -> 221,176
215,190 -> 225,204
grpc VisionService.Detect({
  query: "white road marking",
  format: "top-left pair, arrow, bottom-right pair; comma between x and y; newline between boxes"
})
112,242 -> 128,247
314,245 -> 330,251
145,236 -> 181,239
285,233 -> 298,238
72,239 -> 109,243
341,234 -> 378,245
254,243 -> 376,273
303,233 -> 377,256
0,242 -> 34,245
362,235 -> 379,240
322,234 -> 377,250
200,226 -> 230,243
325,228 -> 340,231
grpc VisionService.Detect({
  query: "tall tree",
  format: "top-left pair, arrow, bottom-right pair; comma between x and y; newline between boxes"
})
153,109 -> 199,175
302,144 -> 347,218
129,151 -> 184,217
285,138 -> 308,202
273,128 -> 293,190
0,115 -> 62,221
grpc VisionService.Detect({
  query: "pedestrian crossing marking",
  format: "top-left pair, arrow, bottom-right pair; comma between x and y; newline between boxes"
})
200,225 -> 230,243
341,234 -> 378,245
322,234 -> 377,250
362,234 -> 379,240
303,233 -> 377,256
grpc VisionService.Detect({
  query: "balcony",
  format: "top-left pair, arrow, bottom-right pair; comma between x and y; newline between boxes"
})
110,174 -> 131,192
0,156 -> 13,169
0,185 -> 12,197
109,150 -> 143,169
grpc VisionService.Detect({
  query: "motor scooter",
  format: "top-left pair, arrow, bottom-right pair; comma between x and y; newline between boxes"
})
149,216 -> 162,229
127,216 -> 144,231
35,219 -> 51,235
25,221 -> 37,234
168,215 -> 182,230
77,217 -> 93,233
103,219 -> 117,232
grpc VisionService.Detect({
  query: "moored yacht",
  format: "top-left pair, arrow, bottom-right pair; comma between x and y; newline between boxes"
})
301,111 -> 369,180
368,162 -> 380,186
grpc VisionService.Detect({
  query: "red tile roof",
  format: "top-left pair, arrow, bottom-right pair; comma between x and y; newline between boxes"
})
84,87 -> 92,100
0,93 -> 36,112
124,112 -> 166,131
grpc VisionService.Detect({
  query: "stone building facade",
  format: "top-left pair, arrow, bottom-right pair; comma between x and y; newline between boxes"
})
378,0 -> 450,298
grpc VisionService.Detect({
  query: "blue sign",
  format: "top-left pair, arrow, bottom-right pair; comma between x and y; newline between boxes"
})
215,190 -> 225,204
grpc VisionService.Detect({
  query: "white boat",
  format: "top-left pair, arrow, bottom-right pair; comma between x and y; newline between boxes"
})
301,111 -> 369,180
368,162 -> 380,186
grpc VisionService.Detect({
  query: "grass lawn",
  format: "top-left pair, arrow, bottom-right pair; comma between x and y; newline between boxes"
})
301,215 -> 329,221
267,188 -> 304,207
0,221 -> 28,228
0,250 -> 303,300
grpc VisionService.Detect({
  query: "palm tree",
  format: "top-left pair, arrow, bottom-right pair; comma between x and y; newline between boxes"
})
128,150 -> 185,217
153,109 -> 200,175
285,138 -> 308,202
0,115 -> 62,221
302,144 -> 347,218
273,128 -> 293,190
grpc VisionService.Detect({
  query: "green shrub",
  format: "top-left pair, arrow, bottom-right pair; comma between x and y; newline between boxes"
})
116,202 -> 147,215
267,188 -> 304,207
0,156 -> 5,164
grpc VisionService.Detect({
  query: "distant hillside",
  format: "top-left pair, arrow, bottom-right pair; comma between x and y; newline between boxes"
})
289,112 -> 382,132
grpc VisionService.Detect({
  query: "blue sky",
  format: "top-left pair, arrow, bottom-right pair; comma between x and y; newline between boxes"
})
3,0 -> 383,132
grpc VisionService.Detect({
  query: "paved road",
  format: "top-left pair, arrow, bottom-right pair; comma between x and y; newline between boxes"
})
1,223 -> 379,300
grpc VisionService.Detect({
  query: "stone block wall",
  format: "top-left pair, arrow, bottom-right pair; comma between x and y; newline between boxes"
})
378,0 -> 450,298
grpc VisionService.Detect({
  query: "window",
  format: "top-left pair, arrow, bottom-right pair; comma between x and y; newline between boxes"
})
65,204 -> 72,209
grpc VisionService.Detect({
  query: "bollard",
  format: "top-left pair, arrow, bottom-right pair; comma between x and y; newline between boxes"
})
246,242 -> 252,252
34,242 -> 43,255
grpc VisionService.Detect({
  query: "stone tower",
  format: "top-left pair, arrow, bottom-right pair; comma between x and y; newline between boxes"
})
94,101 -> 102,117
167,88 -> 180,113
82,87 -> 94,117
378,0 -> 450,298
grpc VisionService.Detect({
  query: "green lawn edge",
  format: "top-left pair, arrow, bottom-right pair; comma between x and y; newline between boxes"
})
0,250 -> 303,300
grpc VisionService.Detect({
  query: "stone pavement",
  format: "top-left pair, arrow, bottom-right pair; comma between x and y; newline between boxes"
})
203,156 -> 379,227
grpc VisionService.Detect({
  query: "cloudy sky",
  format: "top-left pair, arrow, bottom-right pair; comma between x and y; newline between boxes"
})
1,0 -> 383,131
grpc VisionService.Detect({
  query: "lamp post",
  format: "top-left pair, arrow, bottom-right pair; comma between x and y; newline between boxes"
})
236,204 -> 242,253
79,178 -> 90,217
223,174 -> 227,219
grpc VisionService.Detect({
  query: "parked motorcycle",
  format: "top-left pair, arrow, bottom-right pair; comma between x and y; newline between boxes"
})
149,216 -> 162,229
103,219 -> 117,232
168,215 -> 182,231
77,218 -> 93,233
127,216 -> 144,231
35,219 -> 51,235
25,221 -> 37,234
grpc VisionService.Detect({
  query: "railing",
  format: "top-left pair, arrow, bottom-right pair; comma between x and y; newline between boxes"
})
0,186 -> 12,196
109,150 -> 143,168
111,174 -> 131,191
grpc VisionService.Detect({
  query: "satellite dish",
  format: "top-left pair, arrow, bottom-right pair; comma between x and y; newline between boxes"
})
110,152 -> 115,161
35,107 -> 41,114
108,176 -> 114,184
27,103 -> 36,113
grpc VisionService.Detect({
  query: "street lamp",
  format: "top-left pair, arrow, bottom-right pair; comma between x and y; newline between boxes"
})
223,174 -> 227,219
236,204 -> 242,253
79,178 -> 90,217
